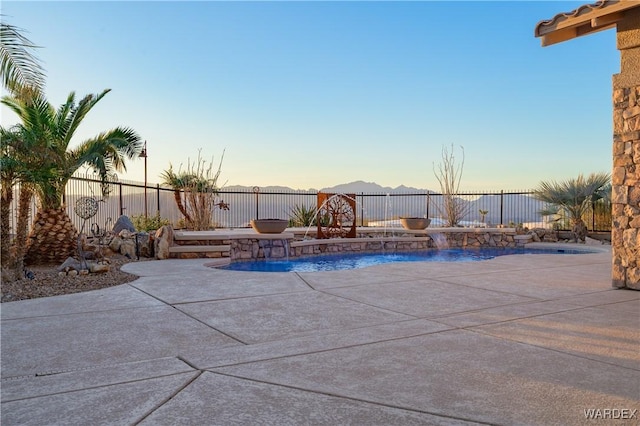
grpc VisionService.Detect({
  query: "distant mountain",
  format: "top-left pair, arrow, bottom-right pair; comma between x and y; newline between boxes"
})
321,180 -> 429,194
223,184 -> 317,193
223,181 -> 431,193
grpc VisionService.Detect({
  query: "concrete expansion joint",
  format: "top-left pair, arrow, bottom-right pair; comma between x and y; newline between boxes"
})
2,356 -> 199,382
294,272 -> 317,290
133,370 -> 204,425
2,361 -> 130,380
468,327 -> 640,373
175,355 -> 201,371
208,370 -> 495,426
172,305 -> 248,345
315,288 -> 423,319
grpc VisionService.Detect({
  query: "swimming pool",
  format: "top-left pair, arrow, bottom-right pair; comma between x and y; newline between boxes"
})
219,247 -> 596,272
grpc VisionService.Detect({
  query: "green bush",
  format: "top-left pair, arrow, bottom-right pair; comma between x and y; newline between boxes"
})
288,204 -> 318,227
131,212 -> 171,232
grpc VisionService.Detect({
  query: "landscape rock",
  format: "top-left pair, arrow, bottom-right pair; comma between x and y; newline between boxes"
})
136,232 -> 153,257
118,234 -> 137,259
57,257 -> 86,272
88,262 -> 110,273
112,215 -> 136,235
154,225 -> 174,260
109,236 -> 122,253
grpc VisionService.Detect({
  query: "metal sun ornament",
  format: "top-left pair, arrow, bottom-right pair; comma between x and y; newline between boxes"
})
74,196 -> 99,220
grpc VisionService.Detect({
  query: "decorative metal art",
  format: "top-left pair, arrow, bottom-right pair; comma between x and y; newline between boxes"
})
317,193 -> 357,239
74,197 -> 101,269
75,196 -> 99,220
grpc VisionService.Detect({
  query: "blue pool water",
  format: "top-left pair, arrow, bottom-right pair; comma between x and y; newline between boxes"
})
219,247 -> 596,273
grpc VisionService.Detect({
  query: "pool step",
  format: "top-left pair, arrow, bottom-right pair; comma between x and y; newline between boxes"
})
169,245 -> 230,253
168,244 -> 231,259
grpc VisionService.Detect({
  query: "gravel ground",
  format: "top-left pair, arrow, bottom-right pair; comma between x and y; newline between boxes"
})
1,255 -> 148,303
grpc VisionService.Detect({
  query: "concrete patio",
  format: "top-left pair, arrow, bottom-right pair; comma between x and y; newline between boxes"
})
1,244 -> 638,425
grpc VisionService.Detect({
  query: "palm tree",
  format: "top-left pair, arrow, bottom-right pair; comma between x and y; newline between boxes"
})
0,19 -> 46,276
160,151 -> 227,230
533,172 -> 611,242
0,19 -> 45,94
1,89 -> 142,264
0,125 -> 51,278
160,165 -> 196,224
478,209 -> 488,223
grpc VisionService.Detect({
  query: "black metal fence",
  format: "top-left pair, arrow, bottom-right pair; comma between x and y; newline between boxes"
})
7,176 -> 612,234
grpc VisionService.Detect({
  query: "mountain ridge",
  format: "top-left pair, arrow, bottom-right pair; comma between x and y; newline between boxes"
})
224,180 -> 431,193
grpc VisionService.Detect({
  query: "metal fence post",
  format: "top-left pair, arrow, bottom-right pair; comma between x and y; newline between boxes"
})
500,190 -> 504,226
426,193 -> 430,220
253,186 -> 260,220
119,182 -> 124,216
156,184 -> 160,216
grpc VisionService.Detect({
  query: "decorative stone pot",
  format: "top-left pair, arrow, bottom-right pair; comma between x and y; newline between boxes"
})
250,219 -> 289,234
400,217 -> 431,230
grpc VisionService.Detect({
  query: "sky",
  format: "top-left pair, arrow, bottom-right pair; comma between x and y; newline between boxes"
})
1,1 -> 618,191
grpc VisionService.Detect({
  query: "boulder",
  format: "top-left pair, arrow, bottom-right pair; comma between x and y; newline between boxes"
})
136,232 -> 153,258
112,215 -> 136,235
109,236 -> 122,253
154,225 -> 174,260
88,261 -> 110,273
57,256 -> 86,272
119,238 -> 137,259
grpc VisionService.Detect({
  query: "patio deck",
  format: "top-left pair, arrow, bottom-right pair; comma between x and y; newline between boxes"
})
1,243 -> 638,425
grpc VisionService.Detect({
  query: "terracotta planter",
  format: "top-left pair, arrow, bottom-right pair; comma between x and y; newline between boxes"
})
250,219 -> 289,234
400,217 -> 431,230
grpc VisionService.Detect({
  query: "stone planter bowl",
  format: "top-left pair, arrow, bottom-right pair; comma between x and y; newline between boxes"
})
250,219 -> 289,234
400,217 -> 431,230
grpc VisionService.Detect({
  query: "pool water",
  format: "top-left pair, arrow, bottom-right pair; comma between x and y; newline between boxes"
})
219,247 -> 595,273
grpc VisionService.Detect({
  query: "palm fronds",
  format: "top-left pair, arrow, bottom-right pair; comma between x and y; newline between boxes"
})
1,89 -> 142,209
533,172 -> 611,226
0,20 -> 45,93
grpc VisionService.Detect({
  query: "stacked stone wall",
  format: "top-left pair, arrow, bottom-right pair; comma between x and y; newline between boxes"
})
229,230 -> 521,261
612,85 -> 640,289
289,240 -> 431,258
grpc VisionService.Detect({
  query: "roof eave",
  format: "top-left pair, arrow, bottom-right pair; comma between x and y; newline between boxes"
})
535,1 -> 639,47
539,21 -> 617,47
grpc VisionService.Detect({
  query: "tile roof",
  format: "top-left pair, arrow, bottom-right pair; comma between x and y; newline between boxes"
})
535,0 -> 640,46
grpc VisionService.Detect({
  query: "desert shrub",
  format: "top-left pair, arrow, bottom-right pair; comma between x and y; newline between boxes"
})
131,212 -> 170,232
161,150 -> 229,231
289,204 -> 318,227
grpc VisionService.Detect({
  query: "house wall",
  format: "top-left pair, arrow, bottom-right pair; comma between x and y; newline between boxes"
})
612,8 -> 640,290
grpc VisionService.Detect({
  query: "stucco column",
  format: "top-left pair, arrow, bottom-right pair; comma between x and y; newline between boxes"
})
612,8 -> 640,290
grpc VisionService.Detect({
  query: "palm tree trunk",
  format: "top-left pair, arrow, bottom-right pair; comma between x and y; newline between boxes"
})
1,186 -> 14,269
25,207 -> 78,264
11,185 -> 33,279
571,217 -> 588,243
173,189 -> 192,223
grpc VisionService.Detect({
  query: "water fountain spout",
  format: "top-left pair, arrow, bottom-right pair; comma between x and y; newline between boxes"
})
431,233 -> 449,250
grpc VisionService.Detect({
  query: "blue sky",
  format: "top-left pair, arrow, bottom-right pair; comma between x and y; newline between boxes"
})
1,1 -> 617,190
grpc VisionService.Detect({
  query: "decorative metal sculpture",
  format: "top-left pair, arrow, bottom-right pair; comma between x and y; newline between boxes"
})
317,193 -> 357,239
91,217 -> 113,261
74,197 -> 100,269
75,196 -> 99,221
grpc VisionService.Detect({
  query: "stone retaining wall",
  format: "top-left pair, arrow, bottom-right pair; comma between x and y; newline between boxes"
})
611,10 -> 639,290
289,239 -> 431,258
612,84 -> 640,289
228,229 -> 525,261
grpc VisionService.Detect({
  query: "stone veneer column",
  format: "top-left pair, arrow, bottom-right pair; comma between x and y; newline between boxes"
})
612,8 -> 640,290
